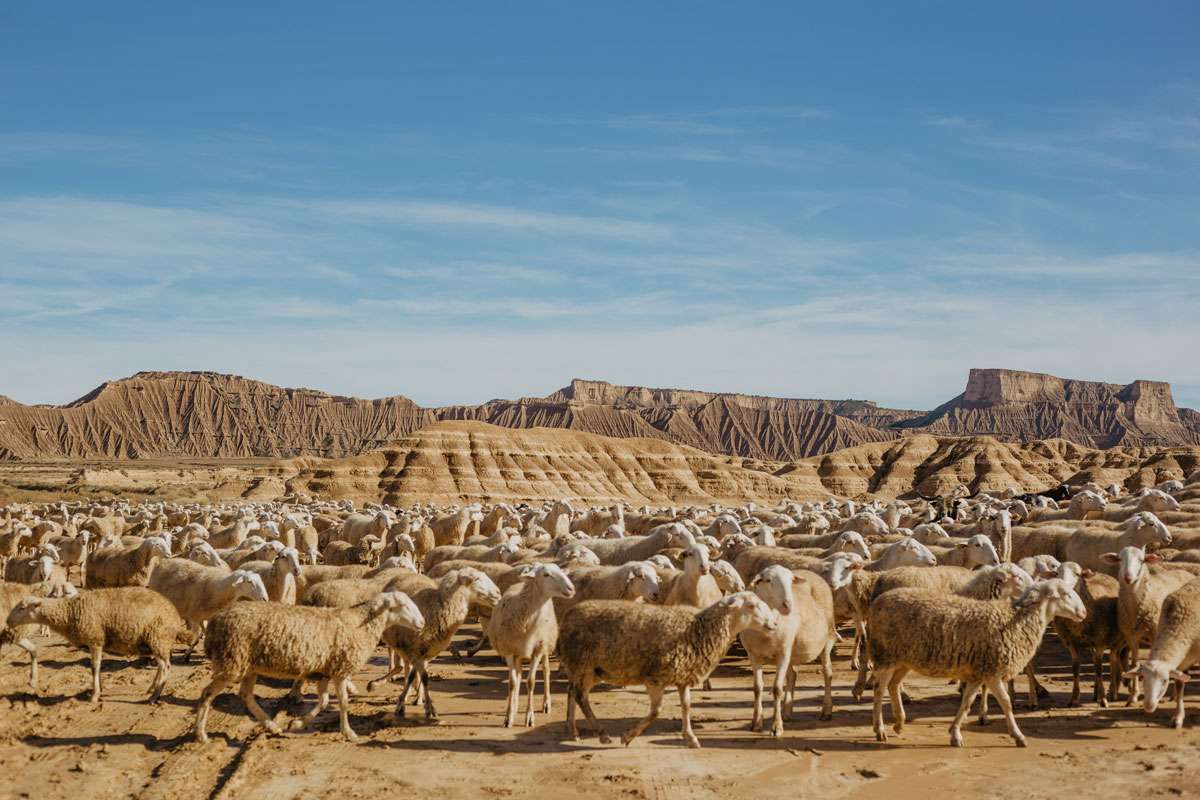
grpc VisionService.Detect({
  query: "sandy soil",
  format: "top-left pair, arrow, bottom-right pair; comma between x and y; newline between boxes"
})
1,623 -> 1196,800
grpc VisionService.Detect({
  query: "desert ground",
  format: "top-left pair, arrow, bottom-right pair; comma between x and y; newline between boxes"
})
2,443 -> 1199,799
2,610 -> 1198,800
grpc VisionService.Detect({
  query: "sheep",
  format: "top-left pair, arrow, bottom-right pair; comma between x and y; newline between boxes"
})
239,547 -> 303,603
868,579 -> 1086,747
851,564 -> 1034,698
423,539 -> 519,572
1127,577 -> 1200,729
47,531 -> 90,580
661,543 -> 722,608
926,534 -> 1000,569
556,561 -> 661,616
710,559 -> 745,593
322,535 -> 383,567
147,559 -> 270,657
207,516 -> 255,550
740,566 -> 837,735
366,568 -> 502,721
581,523 -> 692,565
6,587 -> 186,703
559,592 -> 779,748
1100,546 -> 1195,704
0,525 -> 34,573
1052,567 -> 1125,707
0,579 -> 77,688
487,563 -> 575,727
911,522 -> 952,545
86,537 -> 171,588
194,591 -> 424,743
1017,554 -> 1062,579
429,506 -> 480,547
337,511 -> 390,546
1025,490 -> 1107,522
4,552 -> 58,584
1065,512 -> 1173,572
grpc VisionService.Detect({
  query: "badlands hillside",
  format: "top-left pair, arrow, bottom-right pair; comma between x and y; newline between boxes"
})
0,367 -> 1197,462
2,420 -> 1197,506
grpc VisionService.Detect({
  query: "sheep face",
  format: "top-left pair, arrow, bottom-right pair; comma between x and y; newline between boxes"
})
1103,546 -> 1161,585
231,570 -> 270,602
1015,579 -> 1087,623
681,544 -> 710,577
456,568 -> 503,606
1054,561 -> 1086,590
980,563 -> 1034,600
721,591 -> 779,633
836,531 -> 872,559
893,538 -> 938,567
626,563 -> 661,602
749,565 -> 795,615
1131,659 -> 1189,713
368,591 -> 425,632
1126,513 -> 1173,550
720,533 -> 754,560
5,597 -> 45,628
709,560 -> 745,593
518,563 -> 575,599
961,535 -> 1000,568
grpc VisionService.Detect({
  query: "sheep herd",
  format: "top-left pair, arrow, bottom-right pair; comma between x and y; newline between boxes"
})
2,470 -> 1200,751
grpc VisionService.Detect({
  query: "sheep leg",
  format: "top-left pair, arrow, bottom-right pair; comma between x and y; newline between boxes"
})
565,681 -> 579,740
1066,645 -> 1082,707
289,679 -> 330,731
503,655 -> 521,728
393,667 -> 418,719
987,677 -> 1026,747
147,656 -> 170,703
888,668 -> 908,735
576,684 -> 611,744
749,660 -> 765,732
1173,679 -> 1188,730
419,665 -> 438,721
1124,636 -> 1141,705
622,684 -> 664,746
194,672 -> 235,744
15,637 -> 38,689
523,655 -> 538,727
851,620 -> 869,699
1025,667 -> 1042,709
819,642 -> 834,721
785,665 -> 798,720
366,651 -> 405,692
335,678 -> 360,743
872,666 -> 894,742
89,646 -> 103,703
950,681 -> 982,748
286,678 -> 306,703
1105,648 -> 1124,705
181,622 -> 203,663
1092,649 -> 1106,707
771,650 -> 793,737
677,685 -> 700,749
239,674 -> 283,735
541,651 -> 552,714
976,686 -> 990,725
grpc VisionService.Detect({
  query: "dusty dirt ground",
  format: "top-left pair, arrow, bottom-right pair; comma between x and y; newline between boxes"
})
1,623 -> 1197,800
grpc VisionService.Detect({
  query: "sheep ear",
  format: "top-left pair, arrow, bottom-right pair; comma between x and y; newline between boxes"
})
1145,552 -> 1163,563
956,542 -> 969,549
517,565 -> 537,580
1100,552 -> 1120,564
1171,670 -> 1190,683
1080,568 -> 1095,578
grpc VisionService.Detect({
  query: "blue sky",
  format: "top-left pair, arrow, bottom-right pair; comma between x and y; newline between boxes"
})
1,2 -> 1198,410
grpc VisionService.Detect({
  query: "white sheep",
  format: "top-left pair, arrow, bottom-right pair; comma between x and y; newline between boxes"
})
487,563 -> 575,727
